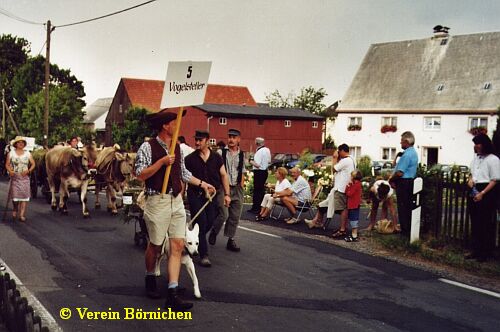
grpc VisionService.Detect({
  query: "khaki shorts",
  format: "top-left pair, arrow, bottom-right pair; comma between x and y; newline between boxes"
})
334,190 -> 347,211
143,194 -> 186,246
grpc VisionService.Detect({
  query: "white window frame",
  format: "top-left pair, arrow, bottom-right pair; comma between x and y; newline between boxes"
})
312,121 -> 318,128
350,146 -> 362,160
381,147 -> 397,160
219,117 -> 227,125
381,116 -> 397,127
284,120 -> 291,127
468,117 -> 488,130
209,138 -> 216,146
423,116 -> 441,131
348,117 -> 362,126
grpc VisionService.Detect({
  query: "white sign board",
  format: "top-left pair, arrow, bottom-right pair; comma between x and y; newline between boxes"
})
160,61 -> 212,109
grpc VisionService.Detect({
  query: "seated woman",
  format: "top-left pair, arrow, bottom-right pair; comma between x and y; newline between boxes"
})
366,179 -> 398,231
256,167 -> 291,221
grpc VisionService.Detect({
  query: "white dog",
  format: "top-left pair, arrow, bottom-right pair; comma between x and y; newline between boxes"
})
154,223 -> 202,299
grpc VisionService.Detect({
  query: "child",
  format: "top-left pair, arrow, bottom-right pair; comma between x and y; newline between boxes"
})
345,170 -> 363,242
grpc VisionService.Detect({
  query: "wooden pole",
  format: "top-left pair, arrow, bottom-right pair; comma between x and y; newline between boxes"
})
44,20 -> 51,148
161,107 -> 184,195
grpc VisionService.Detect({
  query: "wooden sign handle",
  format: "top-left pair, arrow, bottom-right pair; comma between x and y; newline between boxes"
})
161,107 -> 184,195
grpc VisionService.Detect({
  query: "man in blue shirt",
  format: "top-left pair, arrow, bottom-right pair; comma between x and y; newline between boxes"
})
389,131 -> 418,238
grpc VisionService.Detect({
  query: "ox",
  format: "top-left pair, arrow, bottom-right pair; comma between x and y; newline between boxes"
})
94,146 -> 135,215
45,146 -> 97,217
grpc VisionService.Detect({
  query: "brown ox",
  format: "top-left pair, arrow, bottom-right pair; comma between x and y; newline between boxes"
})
94,147 -> 135,215
45,146 -> 97,217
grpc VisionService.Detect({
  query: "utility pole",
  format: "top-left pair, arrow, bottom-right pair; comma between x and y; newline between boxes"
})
1,89 -> 5,139
44,20 -> 52,148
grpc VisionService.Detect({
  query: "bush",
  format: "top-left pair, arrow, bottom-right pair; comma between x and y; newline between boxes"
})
357,155 -> 372,178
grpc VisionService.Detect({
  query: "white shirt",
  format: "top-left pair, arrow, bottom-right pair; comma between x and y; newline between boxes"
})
253,146 -> 271,170
333,156 -> 356,193
180,143 -> 195,158
372,180 -> 393,200
470,154 -> 500,184
291,175 -> 312,202
275,178 -> 292,192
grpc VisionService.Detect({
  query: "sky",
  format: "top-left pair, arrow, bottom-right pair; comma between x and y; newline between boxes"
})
1,0 -> 500,108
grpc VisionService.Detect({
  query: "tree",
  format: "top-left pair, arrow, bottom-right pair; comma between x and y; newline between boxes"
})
112,107 -> 151,151
11,55 -> 85,112
0,34 -> 30,104
265,86 -> 328,118
20,85 -> 85,146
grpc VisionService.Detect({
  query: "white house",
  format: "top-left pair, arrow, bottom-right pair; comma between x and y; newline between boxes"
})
329,28 -> 499,166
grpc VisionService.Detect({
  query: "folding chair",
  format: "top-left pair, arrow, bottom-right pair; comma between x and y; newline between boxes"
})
270,185 -> 322,221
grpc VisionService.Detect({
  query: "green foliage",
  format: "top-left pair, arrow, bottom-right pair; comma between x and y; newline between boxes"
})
0,34 -> 30,104
357,155 -> 372,178
298,149 -> 313,170
324,134 -> 336,149
20,85 -> 85,146
265,86 -> 330,118
112,107 -> 151,151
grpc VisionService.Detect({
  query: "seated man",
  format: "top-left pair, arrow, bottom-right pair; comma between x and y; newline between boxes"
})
273,167 -> 311,224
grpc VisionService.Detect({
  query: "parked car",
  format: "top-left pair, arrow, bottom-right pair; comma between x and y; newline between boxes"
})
430,164 -> 469,177
314,155 -> 333,168
269,153 -> 299,170
371,160 -> 394,176
287,154 -> 326,169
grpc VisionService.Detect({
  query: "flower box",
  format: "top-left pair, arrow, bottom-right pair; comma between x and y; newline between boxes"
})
381,125 -> 397,133
347,124 -> 361,131
469,126 -> 487,136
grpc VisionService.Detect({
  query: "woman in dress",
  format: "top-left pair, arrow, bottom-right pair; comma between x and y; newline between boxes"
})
6,136 -> 35,222
255,167 -> 291,221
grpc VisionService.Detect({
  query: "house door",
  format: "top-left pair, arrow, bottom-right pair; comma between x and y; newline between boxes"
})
426,147 -> 438,166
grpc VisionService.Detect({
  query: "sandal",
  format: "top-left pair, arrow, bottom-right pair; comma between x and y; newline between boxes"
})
255,215 -> 265,221
331,230 -> 347,238
344,235 -> 358,242
19,216 -> 26,222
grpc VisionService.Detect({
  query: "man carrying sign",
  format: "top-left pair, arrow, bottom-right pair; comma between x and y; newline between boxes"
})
135,109 -> 215,311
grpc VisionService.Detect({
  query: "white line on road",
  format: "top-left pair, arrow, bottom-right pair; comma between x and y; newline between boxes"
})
0,258 -> 62,331
238,226 -> 282,238
439,278 -> 500,299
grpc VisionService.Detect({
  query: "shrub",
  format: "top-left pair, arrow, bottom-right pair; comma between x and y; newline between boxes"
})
357,155 -> 372,178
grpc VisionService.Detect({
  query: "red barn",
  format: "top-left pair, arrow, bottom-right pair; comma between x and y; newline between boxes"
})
105,78 -> 324,154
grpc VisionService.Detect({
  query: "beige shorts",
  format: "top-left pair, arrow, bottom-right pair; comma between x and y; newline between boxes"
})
143,194 -> 186,246
334,190 -> 347,211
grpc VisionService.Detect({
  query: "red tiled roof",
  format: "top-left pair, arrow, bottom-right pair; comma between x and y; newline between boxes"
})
121,78 -> 256,112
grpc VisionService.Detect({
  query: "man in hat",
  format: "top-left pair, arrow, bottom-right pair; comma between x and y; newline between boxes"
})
210,128 -> 245,252
135,109 -> 215,311
185,130 -> 230,267
248,137 -> 271,213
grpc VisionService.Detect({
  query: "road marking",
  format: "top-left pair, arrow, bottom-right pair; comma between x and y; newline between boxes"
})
439,278 -> 500,299
0,258 -> 62,331
238,226 -> 282,238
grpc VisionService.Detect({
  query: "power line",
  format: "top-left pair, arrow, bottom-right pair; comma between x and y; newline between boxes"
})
0,7 -> 44,25
54,0 -> 158,28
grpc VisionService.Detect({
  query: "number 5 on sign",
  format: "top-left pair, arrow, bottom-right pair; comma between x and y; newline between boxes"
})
160,61 -> 212,109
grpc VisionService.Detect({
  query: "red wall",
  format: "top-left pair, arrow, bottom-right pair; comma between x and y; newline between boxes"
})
179,108 -> 324,155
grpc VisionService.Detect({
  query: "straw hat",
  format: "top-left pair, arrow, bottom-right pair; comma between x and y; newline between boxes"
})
11,136 -> 27,147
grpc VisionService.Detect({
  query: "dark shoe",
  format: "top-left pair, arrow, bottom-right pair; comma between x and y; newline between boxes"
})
344,235 -> 358,242
165,287 -> 193,311
226,239 -> 241,252
199,256 -> 212,267
145,275 -> 161,299
208,231 -> 217,245
331,230 -> 347,239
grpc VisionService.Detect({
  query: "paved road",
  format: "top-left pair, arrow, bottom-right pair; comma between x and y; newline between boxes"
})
1,179 -> 499,331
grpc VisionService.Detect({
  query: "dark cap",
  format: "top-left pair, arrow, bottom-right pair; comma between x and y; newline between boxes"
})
338,143 -> 350,152
147,109 -> 186,130
194,130 -> 210,139
228,128 -> 241,136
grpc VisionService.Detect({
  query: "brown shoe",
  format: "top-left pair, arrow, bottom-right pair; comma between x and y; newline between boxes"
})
145,275 -> 161,299
226,239 -> 241,252
165,287 -> 193,311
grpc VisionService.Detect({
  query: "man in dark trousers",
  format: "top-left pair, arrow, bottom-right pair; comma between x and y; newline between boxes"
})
185,130 -> 230,267
210,128 -> 245,252
248,137 -> 271,213
135,109 -> 215,311
389,131 -> 418,239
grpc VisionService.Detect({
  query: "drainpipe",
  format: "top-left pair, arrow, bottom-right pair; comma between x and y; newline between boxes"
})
207,116 -> 213,132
